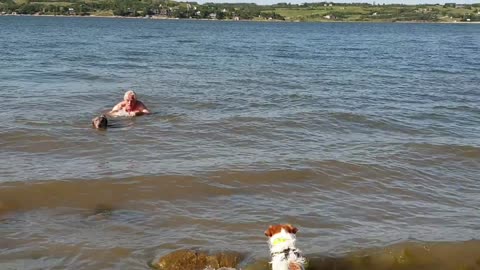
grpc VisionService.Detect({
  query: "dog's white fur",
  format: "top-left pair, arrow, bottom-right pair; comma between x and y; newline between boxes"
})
268,228 -> 305,270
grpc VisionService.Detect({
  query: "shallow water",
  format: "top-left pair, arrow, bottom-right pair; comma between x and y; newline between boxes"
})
0,17 -> 479,269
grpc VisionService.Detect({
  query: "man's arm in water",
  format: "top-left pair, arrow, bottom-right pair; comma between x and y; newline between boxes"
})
131,101 -> 151,116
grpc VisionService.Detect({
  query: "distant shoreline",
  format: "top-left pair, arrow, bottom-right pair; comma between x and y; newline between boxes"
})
2,14 -> 480,24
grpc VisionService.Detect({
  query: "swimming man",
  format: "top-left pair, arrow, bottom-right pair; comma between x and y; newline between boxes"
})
109,90 -> 151,117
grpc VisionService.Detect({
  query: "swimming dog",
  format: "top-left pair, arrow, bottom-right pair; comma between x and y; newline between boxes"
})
92,115 -> 108,129
265,224 -> 305,270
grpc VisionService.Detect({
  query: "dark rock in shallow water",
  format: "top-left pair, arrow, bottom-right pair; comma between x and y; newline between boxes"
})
92,204 -> 114,216
152,250 -> 243,270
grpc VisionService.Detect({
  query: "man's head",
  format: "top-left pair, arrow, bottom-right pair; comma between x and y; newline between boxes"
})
92,115 -> 108,129
124,90 -> 137,110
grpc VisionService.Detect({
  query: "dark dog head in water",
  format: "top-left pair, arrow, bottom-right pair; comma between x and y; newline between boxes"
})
92,115 -> 108,129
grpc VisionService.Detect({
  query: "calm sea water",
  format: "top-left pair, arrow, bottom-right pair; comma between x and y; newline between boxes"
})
0,16 -> 479,270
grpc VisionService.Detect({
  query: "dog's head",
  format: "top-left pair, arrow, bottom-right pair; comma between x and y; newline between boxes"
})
92,115 -> 108,129
265,224 -> 298,238
265,224 -> 299,252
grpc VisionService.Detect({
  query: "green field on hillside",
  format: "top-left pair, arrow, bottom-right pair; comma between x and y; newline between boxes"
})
263,5 -> 477,22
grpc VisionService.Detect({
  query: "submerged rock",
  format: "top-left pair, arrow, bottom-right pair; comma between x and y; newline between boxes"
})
90,203 -> 115,219
152,249 -> 243,270
93,204 -> 114,215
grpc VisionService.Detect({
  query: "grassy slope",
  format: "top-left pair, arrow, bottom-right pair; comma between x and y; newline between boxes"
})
265,5 -> 476,22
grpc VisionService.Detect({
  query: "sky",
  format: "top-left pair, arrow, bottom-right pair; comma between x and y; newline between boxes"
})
197,0 -> 479,5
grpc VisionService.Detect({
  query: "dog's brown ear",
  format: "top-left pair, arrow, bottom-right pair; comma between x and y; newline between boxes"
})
284,224 -> 298,234
265,225 -> 274,237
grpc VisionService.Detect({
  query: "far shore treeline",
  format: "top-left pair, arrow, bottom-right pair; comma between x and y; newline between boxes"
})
1,0 -> 479,22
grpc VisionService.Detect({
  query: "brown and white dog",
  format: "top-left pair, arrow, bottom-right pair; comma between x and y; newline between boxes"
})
92,115 -> 108,129
265,224 -> 305,270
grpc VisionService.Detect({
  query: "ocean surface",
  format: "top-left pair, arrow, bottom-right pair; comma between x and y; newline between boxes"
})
0,16 -> 479,270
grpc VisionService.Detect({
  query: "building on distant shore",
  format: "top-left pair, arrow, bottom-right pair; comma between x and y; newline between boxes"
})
159,8 -> 172,16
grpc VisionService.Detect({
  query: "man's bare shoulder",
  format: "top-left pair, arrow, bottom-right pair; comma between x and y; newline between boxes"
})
136,100 -> 150,114
113,101 -> 126,108
137,100 -> 149,109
